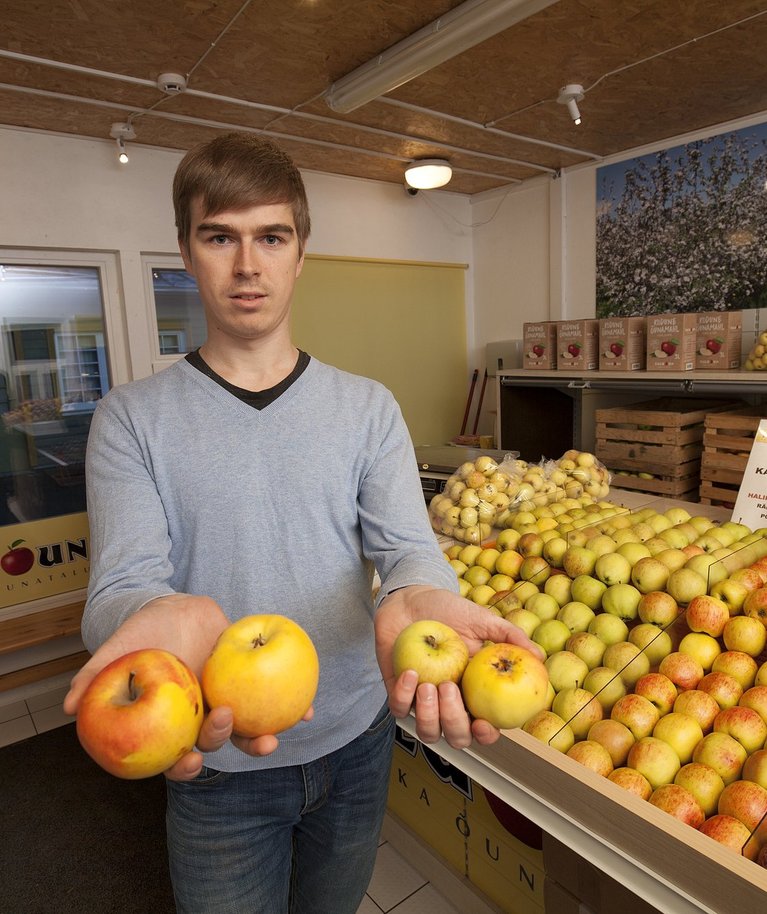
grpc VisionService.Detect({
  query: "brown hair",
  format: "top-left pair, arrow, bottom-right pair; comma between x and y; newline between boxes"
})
173,132 -> 311,253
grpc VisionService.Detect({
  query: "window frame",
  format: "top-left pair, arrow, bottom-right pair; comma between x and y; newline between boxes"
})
141,254 -> 201,374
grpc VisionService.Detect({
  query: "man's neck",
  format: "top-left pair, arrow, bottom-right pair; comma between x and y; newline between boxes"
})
199,339 -> 300,392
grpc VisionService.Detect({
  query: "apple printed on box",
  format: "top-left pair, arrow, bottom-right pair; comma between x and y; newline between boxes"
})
522,322 -> 557,369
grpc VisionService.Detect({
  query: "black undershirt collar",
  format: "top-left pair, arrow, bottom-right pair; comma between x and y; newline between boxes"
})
185,348 -> 311,409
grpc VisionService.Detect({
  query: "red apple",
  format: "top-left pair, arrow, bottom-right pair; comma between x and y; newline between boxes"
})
713,706 -> 767,755
637,590 -> 680,627
659,652 -> 704,691
739,685 -> 767,725
673,689 -> 721,733
76,648 -> 204,779
661,340 -> 677,356
706,338 -> 722,354
0,539 -> 35,576
743,749 -> 767,791
697,671 -> 744,710
698,814 -> 760,860
608,766 -> 652,799
634,673 -> 678,717
587,718 -> 636,768
566,739 -> 614,778
648,783 -> 705,827
744,587 -> 767,629
685,594 -> 729,638
718,779 -> 767,833
610,693 -> 660,741
610,342 -> 624,356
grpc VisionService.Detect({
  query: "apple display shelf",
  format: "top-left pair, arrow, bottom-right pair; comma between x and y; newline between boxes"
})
426,490 -> 767,914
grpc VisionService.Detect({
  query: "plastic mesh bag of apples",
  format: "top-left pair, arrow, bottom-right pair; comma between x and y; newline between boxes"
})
428,450 -> 611,543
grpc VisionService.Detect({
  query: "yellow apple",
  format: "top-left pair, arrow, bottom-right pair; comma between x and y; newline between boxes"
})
522,709 -> 575,753
626,736 -> 681,789
698,814 -> 760,860
610,693 -> 660,740
713,705 -> 767,755
552,686 -> 604,740
202,614 -> 319,738
678,632 -> 722,672
460,643 -> 550,730
582,665 -> 627,712
673,689 -> 720,733
674,762 -> 725,817
652,711 -> 704,764
76,648 -> 204,779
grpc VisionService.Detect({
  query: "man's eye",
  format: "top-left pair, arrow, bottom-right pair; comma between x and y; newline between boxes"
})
264,235 -> 281,245
210,235 -> 229,244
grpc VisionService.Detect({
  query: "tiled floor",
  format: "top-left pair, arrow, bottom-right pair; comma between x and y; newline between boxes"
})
1,674 -> 464,914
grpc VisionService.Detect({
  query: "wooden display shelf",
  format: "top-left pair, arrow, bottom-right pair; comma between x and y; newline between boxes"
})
596,398 -> 742,502
0,600 -> 86,692
700,405 -> 767,506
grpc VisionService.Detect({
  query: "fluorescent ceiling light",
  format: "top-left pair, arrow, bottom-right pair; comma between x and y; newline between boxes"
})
325,0 -> 560,113
405,159 -> 453,189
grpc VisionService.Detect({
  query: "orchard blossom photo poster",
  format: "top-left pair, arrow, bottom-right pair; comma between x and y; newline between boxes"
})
596,121 -> 767,318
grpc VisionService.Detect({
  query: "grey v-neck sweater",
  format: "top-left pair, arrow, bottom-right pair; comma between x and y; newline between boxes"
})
82,357 -> 457,770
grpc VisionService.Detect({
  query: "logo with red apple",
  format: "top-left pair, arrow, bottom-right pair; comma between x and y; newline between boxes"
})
532,344 -> 545,357
567,343 -> 581,357
706,337 -> 724,354
610,341 -> 624,356
661,339 -> 679,356
1,539 -> 35,576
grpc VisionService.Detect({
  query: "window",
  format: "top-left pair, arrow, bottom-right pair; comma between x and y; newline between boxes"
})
143,258 -> 205,370
0,255 -> 126,524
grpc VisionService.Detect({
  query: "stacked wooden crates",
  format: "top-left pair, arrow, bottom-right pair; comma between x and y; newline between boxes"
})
595,398 -> 741,501
700,405 -> 767,507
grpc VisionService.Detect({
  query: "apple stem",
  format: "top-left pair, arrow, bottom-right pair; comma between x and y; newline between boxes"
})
252,634 -> 266,648
128,671 -> 138,702
424,635 -> 438,649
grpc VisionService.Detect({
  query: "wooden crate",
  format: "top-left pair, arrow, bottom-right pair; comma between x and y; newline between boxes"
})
700,405 -> 767,507
596,397 -> 743,501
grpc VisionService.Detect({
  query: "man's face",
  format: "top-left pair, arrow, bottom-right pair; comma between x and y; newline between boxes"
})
179,197 -> 304,347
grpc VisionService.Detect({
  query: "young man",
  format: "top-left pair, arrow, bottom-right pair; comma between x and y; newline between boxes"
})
64,133 -> 537,914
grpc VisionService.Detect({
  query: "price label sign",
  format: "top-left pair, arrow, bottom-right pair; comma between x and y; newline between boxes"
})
733,419 -> 767,528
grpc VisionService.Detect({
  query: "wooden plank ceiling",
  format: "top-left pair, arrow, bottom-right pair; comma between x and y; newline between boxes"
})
2,0 -> 767,195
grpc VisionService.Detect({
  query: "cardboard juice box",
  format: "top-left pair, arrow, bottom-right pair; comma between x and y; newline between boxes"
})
598,317 -> 646,370
522,322 -> 557,369
555,319 -> 599,370
696,310 -> 742,369
646,313 -> 697,370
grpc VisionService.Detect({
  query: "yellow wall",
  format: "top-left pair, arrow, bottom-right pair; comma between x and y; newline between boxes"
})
292,255 -> 468,446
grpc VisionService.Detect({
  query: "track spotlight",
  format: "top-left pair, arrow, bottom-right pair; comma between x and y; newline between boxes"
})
557,84 -> 584,126
109,122 -> 136,164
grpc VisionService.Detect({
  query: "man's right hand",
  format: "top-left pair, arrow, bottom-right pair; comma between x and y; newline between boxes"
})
62,594 -> 283,779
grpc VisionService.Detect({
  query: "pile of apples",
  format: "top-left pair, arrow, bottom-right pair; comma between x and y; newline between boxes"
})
429,449 -> 611,543
444,502 -> 767,865
744,330 -> 767,371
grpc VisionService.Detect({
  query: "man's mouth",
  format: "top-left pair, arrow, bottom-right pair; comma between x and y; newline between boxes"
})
231,292 -> 265,301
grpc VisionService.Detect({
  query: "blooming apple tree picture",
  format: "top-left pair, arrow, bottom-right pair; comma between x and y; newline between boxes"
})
596,121 -> 767,318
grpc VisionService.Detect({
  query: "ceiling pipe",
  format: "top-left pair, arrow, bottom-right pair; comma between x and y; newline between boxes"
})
325,0 -> 559,113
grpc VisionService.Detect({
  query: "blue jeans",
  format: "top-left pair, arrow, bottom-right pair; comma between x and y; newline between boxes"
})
165,702 -> 395,914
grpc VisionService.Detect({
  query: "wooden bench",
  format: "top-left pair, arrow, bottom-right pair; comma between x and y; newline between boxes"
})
0,600 -> 88,692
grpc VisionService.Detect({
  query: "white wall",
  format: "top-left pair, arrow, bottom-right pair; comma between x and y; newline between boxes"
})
0,127 -> 475,379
